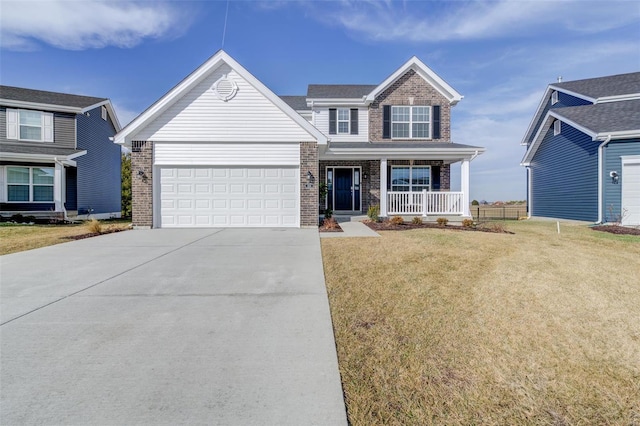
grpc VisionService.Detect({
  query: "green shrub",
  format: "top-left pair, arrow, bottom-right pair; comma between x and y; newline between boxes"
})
390,216 -> 404,225
412,217 -> 422,225
367,205 -> 380,222
324,208 -> 333,219
471,199 -> 479,206
462,218 -> 474,228
436,217 -> 448,227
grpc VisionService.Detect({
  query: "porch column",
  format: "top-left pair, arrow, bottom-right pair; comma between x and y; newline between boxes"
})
461,158 -> 470,216
54,161 -> 65,213
380,158 -> 388,217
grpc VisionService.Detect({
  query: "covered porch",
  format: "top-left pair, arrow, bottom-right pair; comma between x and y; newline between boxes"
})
319,142 -> 484,219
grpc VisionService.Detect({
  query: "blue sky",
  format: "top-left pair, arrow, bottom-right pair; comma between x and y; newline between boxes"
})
2,0 -> 639,201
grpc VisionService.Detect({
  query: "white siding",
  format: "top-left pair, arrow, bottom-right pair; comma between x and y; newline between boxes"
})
154,143 -> 300,166
132,64 -> 314,142
313,107 -> 369,142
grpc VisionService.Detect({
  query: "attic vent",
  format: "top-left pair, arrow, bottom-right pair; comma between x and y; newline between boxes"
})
212,75 -> 238,102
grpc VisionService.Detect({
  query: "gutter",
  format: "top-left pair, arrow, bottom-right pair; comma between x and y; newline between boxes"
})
597,135 -> 612,224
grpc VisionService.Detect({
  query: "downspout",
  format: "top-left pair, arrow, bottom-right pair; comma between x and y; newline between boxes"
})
53,157 -> 68,220
597,135 -> 612,224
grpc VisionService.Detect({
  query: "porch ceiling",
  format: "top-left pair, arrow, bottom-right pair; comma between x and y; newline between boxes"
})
319,142 -> 485,161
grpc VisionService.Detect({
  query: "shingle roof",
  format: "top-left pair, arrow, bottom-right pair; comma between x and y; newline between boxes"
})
279,95 -> 310,111
0,143 -> 85,157
554,99 -> 640,134
329,142 -> 483,150
0,85 -> 107,109
551,72 -> 640,99
307,84 -> 377,99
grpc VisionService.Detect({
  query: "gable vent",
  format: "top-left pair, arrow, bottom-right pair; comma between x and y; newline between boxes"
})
212,75 -> 238,102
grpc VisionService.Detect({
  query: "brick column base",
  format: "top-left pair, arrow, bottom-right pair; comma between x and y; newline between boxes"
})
131,141 -> 153,228
300,142 -> 319,228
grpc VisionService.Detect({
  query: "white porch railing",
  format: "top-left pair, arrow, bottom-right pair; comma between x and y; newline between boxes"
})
387,191 -> 465,216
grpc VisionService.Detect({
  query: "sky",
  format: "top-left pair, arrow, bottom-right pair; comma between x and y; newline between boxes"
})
1,0 -> 639,202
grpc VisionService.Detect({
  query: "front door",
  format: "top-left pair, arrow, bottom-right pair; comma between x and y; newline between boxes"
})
334,168 -> 352,210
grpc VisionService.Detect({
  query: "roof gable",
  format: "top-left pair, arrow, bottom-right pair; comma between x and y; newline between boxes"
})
115,51 -> 326,146
365,56 -> 463,105
307,85 -> 378,100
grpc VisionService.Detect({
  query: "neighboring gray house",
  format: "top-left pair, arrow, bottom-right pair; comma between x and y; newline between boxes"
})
115,50 -> 485,228
521,72 -> 640,226
0,86 -> 122,220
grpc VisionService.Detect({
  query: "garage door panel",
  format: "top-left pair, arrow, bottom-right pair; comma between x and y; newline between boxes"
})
622,162 -> 640,226
160,166 -> 299,228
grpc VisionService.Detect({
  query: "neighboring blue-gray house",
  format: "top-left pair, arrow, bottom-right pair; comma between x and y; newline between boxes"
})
0,86 -> 122,220
521,73 -> 640,226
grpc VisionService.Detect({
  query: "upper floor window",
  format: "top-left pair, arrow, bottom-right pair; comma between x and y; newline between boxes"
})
6,109 -> 54,142
391,106 -> 430,139
329,108 -> 358,135
551,90 -> 559,105
6,166 -> 54,202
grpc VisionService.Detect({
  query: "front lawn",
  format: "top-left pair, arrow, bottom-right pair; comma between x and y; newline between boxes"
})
321,220 -> 640,425
0,219 -> 131,256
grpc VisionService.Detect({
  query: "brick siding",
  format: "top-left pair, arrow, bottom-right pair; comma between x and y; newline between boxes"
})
131,140 -> 153,227
300,142 -> 319,227
369,69 -> 451,142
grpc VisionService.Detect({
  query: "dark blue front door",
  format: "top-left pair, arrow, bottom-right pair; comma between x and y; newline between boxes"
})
334,168 -> 352,210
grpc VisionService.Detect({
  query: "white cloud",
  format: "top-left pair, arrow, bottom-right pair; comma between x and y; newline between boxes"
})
0,0 -> 193,51
305,0 -> 640,42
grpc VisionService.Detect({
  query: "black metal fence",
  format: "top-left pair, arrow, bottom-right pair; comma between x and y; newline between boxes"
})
471,205 -> 527,221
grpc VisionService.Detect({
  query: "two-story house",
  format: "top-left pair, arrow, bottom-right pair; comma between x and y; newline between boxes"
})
115,50 -> 484,228
0,86 -> 122,220
520,72 -> 640,226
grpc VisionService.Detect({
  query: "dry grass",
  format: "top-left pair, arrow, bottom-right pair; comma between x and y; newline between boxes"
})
321,220 -> 640,425
0,220 -> 131,256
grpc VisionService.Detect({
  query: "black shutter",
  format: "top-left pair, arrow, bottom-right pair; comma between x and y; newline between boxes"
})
329,108 -> 337,135
432,105 -> 441,139
383,105 -> 391,139
350,108 -> 358,135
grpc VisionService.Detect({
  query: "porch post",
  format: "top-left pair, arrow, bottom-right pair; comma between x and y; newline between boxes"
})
461,158 -> 470,216
54,162 -> 65,213
380,158 -> 387,217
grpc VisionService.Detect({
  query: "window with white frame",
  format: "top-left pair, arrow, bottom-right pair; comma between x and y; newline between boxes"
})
6,109 -> 54,142
337,108 -> 350,134
6,166 -> 54,202
391,106 -> 430,138
101,105 -> 107,121
391,166 -> 431,192
554,120 -> 561,136
551,90 -> 559,105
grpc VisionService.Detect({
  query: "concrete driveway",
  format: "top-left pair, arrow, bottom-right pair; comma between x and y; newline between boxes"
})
0,228 -> 347,425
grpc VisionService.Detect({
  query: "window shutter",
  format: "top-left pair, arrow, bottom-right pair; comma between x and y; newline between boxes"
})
432,106 -> 441,139
6,108 -> 18,140
383,105 -> 391,139
42,112 -> 54,142
350,108 -> 358,135
329,108 -> 337,135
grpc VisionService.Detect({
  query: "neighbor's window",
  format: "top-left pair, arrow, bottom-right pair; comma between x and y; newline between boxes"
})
391,166 -> 431,192
551,90 -> 559,105
554,120 -> 561,136
101,105 -> 108,121
391,106 -> 430,138
7,166 -> 54,202
337,108 -> 350,134
6,109 -> 54,142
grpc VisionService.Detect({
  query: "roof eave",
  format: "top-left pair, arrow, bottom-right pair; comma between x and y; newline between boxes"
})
0,150 -> 87,164
0,99 -> 83,114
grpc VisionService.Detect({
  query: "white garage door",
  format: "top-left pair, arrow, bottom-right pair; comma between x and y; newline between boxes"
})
621,161 -> 640,226
160,167 -> 299,227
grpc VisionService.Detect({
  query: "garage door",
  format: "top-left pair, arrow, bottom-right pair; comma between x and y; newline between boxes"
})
160,167 -> 299,227
621,161 -> 640,226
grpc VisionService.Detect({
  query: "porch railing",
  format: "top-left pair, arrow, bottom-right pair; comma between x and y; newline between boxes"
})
387,191 -> 465,216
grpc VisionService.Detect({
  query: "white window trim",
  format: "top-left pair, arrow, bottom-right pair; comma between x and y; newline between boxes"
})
554,120 -> 561,136
6,109 -> 54,142
551,90 -> 559,105
101,105 -> 107,121
337,108 -> 350,134
390,165 -> 431,192
6,166 -> 55,203
391,106 -> 431,139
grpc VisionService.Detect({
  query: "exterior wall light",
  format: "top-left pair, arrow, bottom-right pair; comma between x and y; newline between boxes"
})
610,171 -> 619,184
